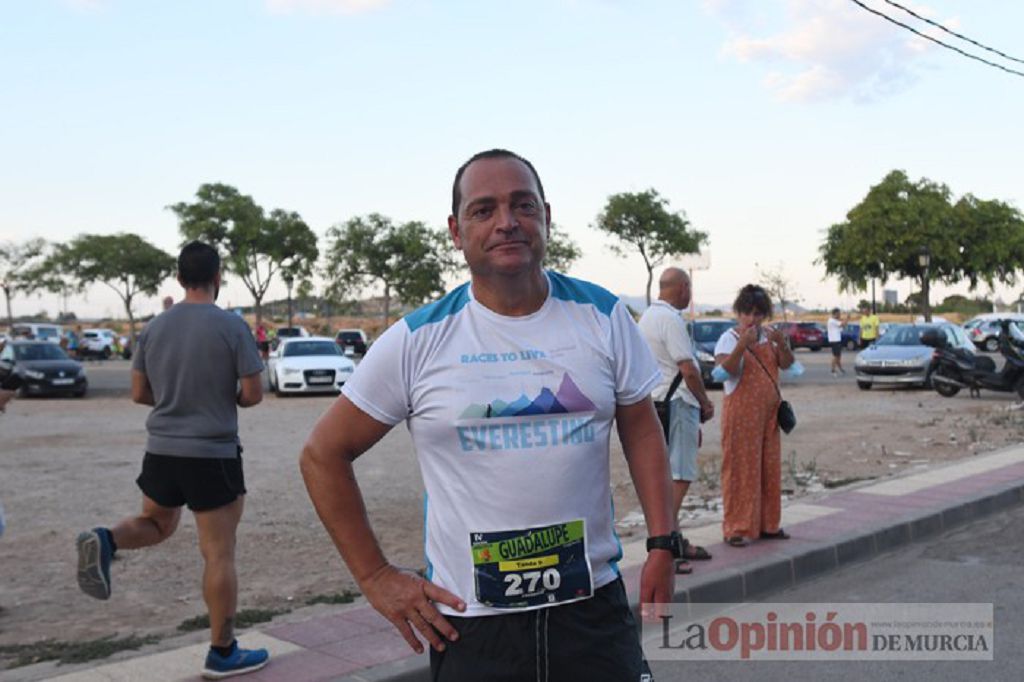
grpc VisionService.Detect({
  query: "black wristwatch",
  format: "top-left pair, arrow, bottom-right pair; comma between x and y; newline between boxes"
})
646,531 -> 684,558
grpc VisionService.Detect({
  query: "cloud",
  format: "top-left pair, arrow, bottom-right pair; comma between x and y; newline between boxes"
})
707,0 -> 957,102
265,0 -> 390,15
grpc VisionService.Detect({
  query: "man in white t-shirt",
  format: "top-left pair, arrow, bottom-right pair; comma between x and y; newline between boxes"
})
827,307 -> 846,376
300,150 -> 676,681
638,268 -> 714,572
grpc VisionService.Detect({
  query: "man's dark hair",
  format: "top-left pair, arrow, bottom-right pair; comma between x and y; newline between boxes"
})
451,149 -> 545,218
177,241 -> 220,288
733,284 -> 773,318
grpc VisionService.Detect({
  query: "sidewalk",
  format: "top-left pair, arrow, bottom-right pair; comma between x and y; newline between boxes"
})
15,445 -> 1024,682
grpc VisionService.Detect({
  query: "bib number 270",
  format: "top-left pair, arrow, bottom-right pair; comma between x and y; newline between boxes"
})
504,568 -> 561,597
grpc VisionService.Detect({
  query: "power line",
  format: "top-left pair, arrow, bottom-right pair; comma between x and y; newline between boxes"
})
847,0 -> 1024,79
882,0 -> 1024,66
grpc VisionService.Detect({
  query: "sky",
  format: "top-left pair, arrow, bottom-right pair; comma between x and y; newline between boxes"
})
3,0 -> 1023,320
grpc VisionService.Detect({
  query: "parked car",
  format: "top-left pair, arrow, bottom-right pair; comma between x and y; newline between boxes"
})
772,321 -> 825,351
80,328 -> 118,359
854,323 -> 973,390
335,329 -> 368,356
842,322 -> 861,350
963,314 -> 1024,353
688,318 -> 737,386
266,336 -> 355,395
0,339 -> 87,397
10,323 -> 63,344
271,326 -> 310,351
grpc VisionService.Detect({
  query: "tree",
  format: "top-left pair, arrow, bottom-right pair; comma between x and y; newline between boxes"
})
47,234 -> 175,343
323,214 -> 456,325
818,170 -> 1024,322
169,184 -> 319,326
592,189 -> 707,305
544,224 -> 583,273
0,238 -> 47,328
757,262 -> 802,320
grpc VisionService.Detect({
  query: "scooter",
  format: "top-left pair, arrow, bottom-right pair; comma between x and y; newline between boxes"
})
922,321 -> 1024,399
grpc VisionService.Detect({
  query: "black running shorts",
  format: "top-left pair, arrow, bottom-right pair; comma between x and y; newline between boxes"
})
430,578 -> 654,682
136,450 -> 246,512
830,341 -> 842,357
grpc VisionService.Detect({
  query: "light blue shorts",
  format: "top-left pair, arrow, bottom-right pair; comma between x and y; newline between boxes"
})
668,399 -> 700,482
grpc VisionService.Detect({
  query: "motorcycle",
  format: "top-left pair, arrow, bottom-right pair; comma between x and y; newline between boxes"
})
922,321 -> 1024,399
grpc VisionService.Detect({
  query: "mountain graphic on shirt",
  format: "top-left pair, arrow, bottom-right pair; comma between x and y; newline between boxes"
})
458,373 -> 596,419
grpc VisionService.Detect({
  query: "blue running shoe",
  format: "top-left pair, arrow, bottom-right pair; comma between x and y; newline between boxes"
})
201,641 -> 270,679
75,528 -> 112,600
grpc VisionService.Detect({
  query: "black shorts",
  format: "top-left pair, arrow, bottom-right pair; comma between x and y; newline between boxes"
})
430,578 -> 653,682
830,341 -> 842,357
136,450 -> 246,512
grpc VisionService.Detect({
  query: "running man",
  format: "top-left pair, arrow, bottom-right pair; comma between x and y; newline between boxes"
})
75,242 -> 269,679
301,149 -> 678,681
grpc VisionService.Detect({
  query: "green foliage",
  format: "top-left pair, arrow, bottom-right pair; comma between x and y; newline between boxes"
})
44,234 -> 175,341
592,189 -> 706,304
819,170 -> 1024,306
0,634 -> 160,669
0,238 -> 47,327
177,608 -> 288,633
305,590 -> 360,606
936,294 -> 991,316
169,184 -> 319,324
543,224 -> 583,273
323,214 -> 456,324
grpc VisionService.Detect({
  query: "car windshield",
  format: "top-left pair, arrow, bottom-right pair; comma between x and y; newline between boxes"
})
875,325 -> 933,346
338,332 -> 362,342
14,344 -> 70,361
692,321 -> 735,343
283,341 -> 341,357
277,328 -> 302,337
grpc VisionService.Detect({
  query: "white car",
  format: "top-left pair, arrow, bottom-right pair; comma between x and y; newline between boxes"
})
266,336 -> 355,395
81,329 -> 119,358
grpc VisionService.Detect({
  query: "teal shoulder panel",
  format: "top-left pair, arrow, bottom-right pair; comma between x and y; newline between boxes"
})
547,271 -> 617,317
404,283 -> 471,332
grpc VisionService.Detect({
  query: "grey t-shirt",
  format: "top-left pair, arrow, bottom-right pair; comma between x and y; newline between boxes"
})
132,303 -> 263,458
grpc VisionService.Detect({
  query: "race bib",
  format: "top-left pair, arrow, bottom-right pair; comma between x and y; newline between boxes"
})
470,519 -> 593,609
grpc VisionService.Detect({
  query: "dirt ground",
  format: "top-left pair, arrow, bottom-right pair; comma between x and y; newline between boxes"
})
2,359 -> 1024,658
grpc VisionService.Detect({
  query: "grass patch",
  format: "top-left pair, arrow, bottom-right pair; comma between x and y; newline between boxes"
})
177,607 -> 289,633
305,590 -> 360,606
0,634 -> 160,669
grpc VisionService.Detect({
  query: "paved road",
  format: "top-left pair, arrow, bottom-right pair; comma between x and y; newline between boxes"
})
651,501 -> 1024,681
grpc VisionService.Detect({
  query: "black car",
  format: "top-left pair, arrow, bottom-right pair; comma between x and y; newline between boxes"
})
334,329 -> 368,356
0,340 -> 88,397
688,318 -> 737,387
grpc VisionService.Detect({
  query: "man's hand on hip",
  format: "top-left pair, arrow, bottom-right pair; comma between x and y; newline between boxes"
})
639,550 -> 675,622
361,563 -> 467,654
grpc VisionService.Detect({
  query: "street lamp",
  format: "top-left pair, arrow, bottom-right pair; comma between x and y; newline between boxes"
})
918,247 -> 931,323
280,257 -> 296,330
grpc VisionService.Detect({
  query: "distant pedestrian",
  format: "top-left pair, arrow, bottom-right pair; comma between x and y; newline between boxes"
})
255,324 -> 269,360
74,241 -> 269,680
714,284 -> 795,547
827,307 -> 846,375
638,267 -> 715,574
162,296 -> 174,312
859,305 -> 880,348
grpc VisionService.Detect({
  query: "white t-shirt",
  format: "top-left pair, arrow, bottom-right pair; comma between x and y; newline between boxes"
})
637,300 -> 700,408
827,317 -> 843,343
341,272 -> 660,617
714,328 -> 771,395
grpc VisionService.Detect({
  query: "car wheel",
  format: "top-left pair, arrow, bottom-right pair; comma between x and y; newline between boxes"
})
101,347 -> 111,360
810,346 -> 821,352
985,337 -> 999,353
74,387 -> 87,398
857,381 -> 871,390
846,339 -> 857,351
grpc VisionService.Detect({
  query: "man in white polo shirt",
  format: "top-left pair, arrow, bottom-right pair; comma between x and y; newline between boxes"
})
639,268 -> 715,572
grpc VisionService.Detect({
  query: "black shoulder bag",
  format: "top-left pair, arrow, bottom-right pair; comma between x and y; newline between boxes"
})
653,372 -> 683,441
745,347 -> 796,434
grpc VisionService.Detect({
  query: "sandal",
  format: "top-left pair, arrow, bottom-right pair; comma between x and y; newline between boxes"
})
726,536 -> 748,547
759,529 -> 791,540
673,559 -> 693,575
681,538 -> 712,561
